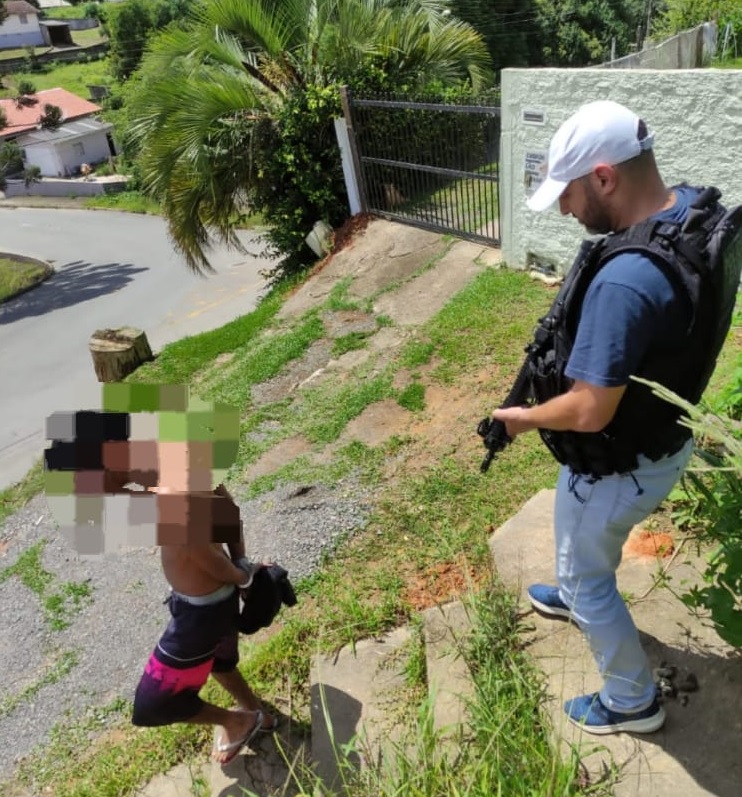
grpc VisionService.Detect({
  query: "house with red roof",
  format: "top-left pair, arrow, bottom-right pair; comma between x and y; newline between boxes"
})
0,88 -> 117,178
0,1 -> 45,48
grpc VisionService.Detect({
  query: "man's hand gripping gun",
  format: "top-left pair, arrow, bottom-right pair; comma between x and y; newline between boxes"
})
476,309 -> 561,474
476,357 -> 534,473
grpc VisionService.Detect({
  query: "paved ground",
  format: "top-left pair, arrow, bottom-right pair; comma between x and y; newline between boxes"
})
0,207 -> 271,489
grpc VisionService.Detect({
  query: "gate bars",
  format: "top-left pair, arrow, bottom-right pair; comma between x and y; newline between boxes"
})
340,88 -> 501,247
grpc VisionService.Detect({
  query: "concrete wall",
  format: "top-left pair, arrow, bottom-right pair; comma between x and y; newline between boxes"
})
600,23 -> 713,70
0,42 -> 109,73
23,134 -> 113,177
0,30 -> 45,48
23,144 -> 60,177
58,135 -> 111,176
4,176 -> 127,197
500,68 -> 742,274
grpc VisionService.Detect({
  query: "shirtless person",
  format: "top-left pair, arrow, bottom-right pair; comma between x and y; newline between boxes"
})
130,438 -> 277,764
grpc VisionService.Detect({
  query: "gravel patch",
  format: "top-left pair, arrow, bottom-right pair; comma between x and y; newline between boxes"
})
0,477 -> 373,783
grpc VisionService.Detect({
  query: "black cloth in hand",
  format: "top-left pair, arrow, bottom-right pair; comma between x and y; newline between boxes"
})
238,564 -> 298,635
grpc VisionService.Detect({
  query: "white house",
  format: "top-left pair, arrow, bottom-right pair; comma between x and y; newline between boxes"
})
0,88 -> 117,177
0,0 -> 45,49
16,117 -> 116,177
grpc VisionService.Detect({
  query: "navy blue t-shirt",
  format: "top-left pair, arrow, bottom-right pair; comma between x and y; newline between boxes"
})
565,186 -> 698,388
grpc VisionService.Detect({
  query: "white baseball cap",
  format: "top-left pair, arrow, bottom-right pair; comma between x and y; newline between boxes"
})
527,100 -> 655,212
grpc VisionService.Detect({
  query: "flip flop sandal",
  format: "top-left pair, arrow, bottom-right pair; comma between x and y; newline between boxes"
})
214,710 -> 264,765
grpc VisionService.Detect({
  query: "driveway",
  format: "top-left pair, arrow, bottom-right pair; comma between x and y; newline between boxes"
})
0,208 -> 272,490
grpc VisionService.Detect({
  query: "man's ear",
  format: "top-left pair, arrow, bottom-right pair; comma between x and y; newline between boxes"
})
593,163 -> 618,192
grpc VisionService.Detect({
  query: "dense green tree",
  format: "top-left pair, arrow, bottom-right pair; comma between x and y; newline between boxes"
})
106,0 -> 156,80
106,0 -> 192,80
532,0 -> 645,66
652,0 -> 742,42
449,0 -> 541,72
126,0 -> 492,274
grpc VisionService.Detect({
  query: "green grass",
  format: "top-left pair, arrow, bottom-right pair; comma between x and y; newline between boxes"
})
0,540 -> 93,631
83,190 -> 161,214
14,697 -> 210,797
397,381 -> 426,411
69,28 -> 106,47
197,312 -> 326,408
332,330 -> 373,357
300,373 -> 393,444
0,58 -> 111,97
0,256 -> 51,302
129,291 -> 286,386
715,56 -> 742,68
41,5 -> 88,19
0,459 -> 44,527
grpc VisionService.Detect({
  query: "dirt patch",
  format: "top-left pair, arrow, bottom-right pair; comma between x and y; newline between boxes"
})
251,339 -> 335,406
409,380 -> 484,455
338,399 -> 413,448
323,310 -> 377,338
623,529 -> 675,560
245,436 -> 314,481
404,559 -> 488,612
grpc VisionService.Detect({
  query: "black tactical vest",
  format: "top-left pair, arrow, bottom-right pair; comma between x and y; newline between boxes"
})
528,185 -> 742,477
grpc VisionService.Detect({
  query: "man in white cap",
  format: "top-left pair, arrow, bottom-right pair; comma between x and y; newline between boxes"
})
491,100 -> 717,733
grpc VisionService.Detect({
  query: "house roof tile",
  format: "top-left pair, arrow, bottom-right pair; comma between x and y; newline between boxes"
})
0,88 -> 101,138
5,1 -> 39,16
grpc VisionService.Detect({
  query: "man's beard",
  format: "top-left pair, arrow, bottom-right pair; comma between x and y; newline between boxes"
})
581,182 -> 613,235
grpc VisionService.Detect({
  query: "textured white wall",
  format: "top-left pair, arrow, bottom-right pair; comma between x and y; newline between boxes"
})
500,68 -> 742,273
0,11 -> 40,36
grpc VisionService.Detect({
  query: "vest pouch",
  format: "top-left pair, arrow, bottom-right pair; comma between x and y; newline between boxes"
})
530,351 -> 562,404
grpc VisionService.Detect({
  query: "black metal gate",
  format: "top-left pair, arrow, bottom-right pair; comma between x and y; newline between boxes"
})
342,91 -> 501,246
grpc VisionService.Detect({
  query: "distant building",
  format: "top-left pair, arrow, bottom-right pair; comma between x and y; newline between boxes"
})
0,0 -> 45,49
0,88 -> 117,177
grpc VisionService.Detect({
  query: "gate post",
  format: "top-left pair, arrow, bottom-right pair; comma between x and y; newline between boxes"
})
338,86 -> 368,214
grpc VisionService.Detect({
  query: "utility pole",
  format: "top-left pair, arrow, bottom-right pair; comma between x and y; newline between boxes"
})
645,0 -> 653,46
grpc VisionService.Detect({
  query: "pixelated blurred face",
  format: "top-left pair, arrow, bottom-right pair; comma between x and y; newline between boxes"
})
101,439 -> 159,489
45,385 -> 240,557
157,440 -> 214,492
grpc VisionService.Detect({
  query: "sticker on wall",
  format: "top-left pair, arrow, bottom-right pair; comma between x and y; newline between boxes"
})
524,150 -> 548,197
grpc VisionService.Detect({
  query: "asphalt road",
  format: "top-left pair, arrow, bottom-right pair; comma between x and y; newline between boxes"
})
0,208 -> 272,490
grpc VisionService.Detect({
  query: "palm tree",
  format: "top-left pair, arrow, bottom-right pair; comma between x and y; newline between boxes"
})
126,0 -> 492,273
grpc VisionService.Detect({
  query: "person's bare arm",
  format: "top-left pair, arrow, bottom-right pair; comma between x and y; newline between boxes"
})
492,380 -> 626,438
191,544 -> 252,586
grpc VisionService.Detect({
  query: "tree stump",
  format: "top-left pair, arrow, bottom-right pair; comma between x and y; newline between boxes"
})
89,327 -> 154,383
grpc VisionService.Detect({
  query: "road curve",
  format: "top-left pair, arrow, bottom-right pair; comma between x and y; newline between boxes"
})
0,208 -> 272,490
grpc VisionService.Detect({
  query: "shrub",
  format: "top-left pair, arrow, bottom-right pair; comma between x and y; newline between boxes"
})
247,84 -> 349,283
639,364 -> 742,648
23,165 -> 42,187
16,79 -> 36,96
39,103 -> 63,130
